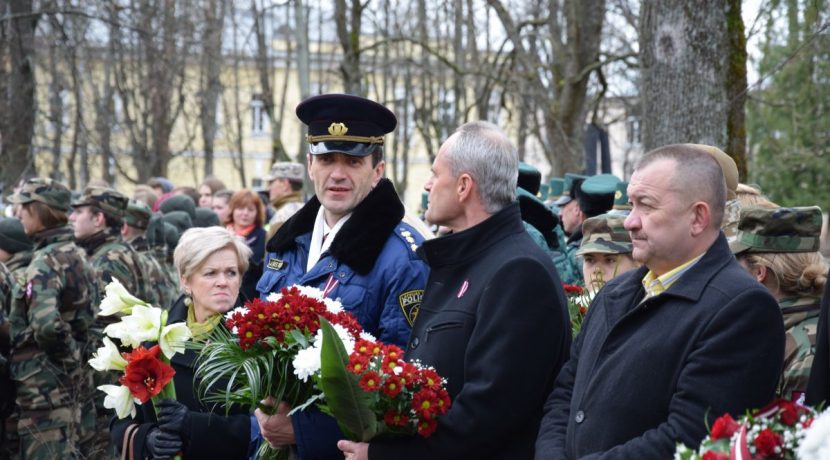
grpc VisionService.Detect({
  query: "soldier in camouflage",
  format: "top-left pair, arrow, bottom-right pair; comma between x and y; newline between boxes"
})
0,264 -> 14,460
731,205 -> 827,402
121,200 -> 176,308
69,186 -> 149,458
576,213 -> 640,293
5,178 -> 97,459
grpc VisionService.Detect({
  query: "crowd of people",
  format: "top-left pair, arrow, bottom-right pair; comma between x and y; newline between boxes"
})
0,92 -> 828,460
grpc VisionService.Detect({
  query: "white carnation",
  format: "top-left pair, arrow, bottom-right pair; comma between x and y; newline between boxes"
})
292,345 -> 321,382
798,409 -> 830,460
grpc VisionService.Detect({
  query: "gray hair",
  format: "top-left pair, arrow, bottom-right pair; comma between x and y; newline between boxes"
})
443,121 -> 518,213
636,144 -> 727,228
174,226 -> 252,282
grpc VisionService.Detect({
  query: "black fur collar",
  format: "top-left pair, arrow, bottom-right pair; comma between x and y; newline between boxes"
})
265,178 -> 404,275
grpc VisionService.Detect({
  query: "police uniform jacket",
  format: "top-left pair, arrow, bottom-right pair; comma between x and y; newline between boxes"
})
256,178 -> 429,460
111,295 -> 252,460
369,203 -> 571,460
535,234 -> 785,459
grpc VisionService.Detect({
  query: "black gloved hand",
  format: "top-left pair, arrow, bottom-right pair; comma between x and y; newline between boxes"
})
157,399 -> 192,441
145,427 -> 182,459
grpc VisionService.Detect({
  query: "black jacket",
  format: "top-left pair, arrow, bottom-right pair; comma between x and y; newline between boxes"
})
806,268 -> 830,406
110,296 -> 252,459
369,204 -> 572,459
535,234 -> 785,459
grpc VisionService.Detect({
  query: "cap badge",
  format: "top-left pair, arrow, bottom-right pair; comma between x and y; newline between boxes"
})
328,122 -> 349,137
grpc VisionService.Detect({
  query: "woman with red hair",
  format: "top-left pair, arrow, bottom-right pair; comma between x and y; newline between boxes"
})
225,189 -> 267,303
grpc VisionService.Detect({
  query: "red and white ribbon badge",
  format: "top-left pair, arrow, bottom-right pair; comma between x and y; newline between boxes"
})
323,273 -> 339,298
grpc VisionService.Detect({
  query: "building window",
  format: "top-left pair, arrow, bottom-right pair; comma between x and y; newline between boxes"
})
251,95 -> 268,136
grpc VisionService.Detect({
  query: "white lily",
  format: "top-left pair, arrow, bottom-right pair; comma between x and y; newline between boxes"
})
99,279 -> 148,316
104,304 -> 163,348
158,322 -> 192,359
98,384 -> 138,419
88,337 -> 128,372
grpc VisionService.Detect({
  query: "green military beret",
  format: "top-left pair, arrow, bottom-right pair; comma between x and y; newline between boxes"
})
163,222 -> 180,254
124,200 -> 153,229
576,213 -> 633,256
730,206 -> 822,254
518,162 -> 542,196
159,194 -> 197,220
71,186 -> 129,219
146,214 -> 166,249
193,207 -> 221,227
613,181 -> 630,211
0,218 -> 33,253
162,210 -> 193,235
549,178 -> 565,199
7,178 -> 72,212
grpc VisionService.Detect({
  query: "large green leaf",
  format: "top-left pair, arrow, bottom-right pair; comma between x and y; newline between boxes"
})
318,318 -> 377,441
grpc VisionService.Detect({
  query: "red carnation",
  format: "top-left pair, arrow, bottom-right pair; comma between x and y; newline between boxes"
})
701,451 -> 729,460
416,417 -> 438,437
381,375 -> 403,398
383,409 -> 409,427
753,428 -> 782,458
710,414 -> 741,440
119,345 -> 176,403
359,371 -> 381,392
778,400 -> 799,426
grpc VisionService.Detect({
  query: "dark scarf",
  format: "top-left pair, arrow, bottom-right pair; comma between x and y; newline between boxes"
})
266,178 -> 404,275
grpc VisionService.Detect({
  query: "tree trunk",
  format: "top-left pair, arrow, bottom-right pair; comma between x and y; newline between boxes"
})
724,0 -> 747,179
640,0 -> 746,165
294,0 -> 310,162
200,0 -> 225,178
334,0 -> 364,95
0,0 -> 39,191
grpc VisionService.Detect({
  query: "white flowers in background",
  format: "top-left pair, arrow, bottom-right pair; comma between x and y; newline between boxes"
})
798,409 -> 830,460
270,285 -> 345,314
89,337 -> 128,372
225,306 -> 249,334
359,331 -> 377,342
98,384 -> 139,419
104,304 -> 163,348
291,322 -> 356,382
158,322 -> 192,359
98,279 -> 149,316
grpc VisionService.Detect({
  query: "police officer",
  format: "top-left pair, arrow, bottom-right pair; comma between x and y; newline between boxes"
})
731,206 -> 827,402
6,178 -> 97,459
122,200 -> 177,308
255,94 -> 429,459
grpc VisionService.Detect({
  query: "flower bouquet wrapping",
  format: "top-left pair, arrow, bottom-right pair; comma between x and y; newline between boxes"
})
88,280 -> 192,460
674,399 -> 821,460
194,285 -> 365,459
312,318 -> 452,441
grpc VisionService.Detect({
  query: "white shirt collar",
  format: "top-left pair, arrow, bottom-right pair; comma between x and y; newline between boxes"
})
306,206 -> 351,271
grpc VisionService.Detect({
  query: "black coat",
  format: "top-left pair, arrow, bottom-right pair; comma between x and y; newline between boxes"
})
806,268 -> 830,406
535,234 -> 785,460
240,226 -> 267,303
111,296 -> 252,459
369,204 -> 572,460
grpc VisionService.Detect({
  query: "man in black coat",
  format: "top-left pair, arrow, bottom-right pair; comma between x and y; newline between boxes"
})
806,269 -> 830,406
535,144 -> 785,459
338,121 -> 572,460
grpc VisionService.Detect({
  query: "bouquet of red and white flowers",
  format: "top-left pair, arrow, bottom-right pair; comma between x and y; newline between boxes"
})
88,280 -> 192,420
313,319 -> 452,441
195,285 -> 365,459
674,399 -> 820,460
563,283 -> 590,336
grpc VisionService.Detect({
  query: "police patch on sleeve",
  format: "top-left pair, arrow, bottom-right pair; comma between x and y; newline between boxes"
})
267,258 -> 286,270
398,289 -> 423,327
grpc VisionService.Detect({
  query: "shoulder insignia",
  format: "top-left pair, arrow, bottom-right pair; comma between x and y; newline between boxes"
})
267,258 -> 286,270
398,289 -> 423,327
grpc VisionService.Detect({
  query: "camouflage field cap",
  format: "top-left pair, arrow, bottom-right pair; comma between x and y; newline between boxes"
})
6,178 -> 72,211
124,200 -> 153,229
730,206 -> 822,254
264,162 -> 305,183
575,213 -> 633,256
71,186 -> 129,218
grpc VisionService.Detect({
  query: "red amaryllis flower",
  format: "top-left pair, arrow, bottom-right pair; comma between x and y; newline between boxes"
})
710,414 -> 741,440
359,371 -> 381,392
416,417 -> 438,437
753,428 -> 782,458
383,409 -> 409,427
119,345 -> 175,403
701,451 -> 729,460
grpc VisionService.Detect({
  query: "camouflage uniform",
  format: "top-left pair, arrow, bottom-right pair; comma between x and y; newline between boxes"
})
4,251 -> 32,288
5,178 -> 97,460
0,264 -> 14,460
730,205 -> 824,402
780,295 -> 820,401
124,201 -> 176,308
